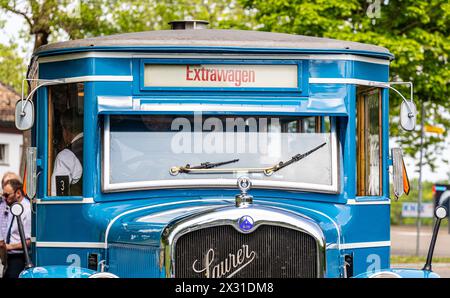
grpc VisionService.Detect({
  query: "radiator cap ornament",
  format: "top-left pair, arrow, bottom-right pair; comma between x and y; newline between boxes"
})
235,176 -> 253,207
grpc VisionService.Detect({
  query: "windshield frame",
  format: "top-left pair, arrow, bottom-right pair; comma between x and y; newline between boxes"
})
102,114 -> 340,194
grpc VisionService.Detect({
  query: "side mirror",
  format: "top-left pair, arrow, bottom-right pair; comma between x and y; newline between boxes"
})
435,206 -> 448,220
423,205 -> 448,272
15,100 -> 35,131
26,147 -> 38,199
392,148 -> 410,198
400,101 -> 417,131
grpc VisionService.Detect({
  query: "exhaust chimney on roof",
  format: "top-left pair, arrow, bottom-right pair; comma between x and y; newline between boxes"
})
169,20 -> 209,30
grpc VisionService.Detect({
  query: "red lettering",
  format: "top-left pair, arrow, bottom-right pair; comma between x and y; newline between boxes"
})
210,69 -> 217,81
248,70 -> 255,82
201,68 -> 207,81
242,71 -> 248,83
193,68 -> 201,80
217,69 -> 225,81
186,66 -> 256,85
186,65 -> 194,80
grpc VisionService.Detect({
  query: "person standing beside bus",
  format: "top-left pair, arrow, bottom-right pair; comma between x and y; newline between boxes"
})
2,179 -> 31,278
0,172 -> 22,277
51,108 -> 83,196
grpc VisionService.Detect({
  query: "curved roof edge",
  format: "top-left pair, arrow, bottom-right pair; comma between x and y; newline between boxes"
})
34,29 -> 394,60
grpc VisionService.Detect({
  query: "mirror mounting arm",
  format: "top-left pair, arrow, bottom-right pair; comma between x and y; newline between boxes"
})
20,78 -> 65,112
368,81 -> 417,131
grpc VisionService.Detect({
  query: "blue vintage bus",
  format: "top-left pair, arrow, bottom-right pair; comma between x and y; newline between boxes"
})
12,20 -> 444,278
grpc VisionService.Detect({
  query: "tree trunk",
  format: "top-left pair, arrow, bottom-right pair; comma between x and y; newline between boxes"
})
33,31 -> 50,51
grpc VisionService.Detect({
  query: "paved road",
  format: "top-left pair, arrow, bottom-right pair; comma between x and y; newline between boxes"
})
391,225 -> 450,257
391,225 -> 450,277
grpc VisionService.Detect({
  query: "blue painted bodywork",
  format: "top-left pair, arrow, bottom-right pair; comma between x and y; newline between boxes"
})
23,35 -> 433,278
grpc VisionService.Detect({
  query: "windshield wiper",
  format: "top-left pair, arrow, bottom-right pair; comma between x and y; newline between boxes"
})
170,158 -> 239,175
169,142 -> 326,176
264,142 -> 327,176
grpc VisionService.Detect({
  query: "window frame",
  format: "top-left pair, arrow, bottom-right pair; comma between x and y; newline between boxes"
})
356,87 -> 383,196
46,83 -> 85,198
101,114 -> 340,194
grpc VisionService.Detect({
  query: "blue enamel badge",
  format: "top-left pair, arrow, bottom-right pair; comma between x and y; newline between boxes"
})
238,215 -> 254,232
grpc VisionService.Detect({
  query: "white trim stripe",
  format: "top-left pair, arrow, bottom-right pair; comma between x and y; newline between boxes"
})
309,78 -> 388,86
62,75 -> 133,83
35,198 -> 95,204
38,52 -> 390,65
340,241 -> 391,249
32,240 -> 389,250
346,199 -> 391,205
35,242 -> 106,249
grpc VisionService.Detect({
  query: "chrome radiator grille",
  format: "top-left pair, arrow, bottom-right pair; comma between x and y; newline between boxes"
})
175,225 -> 318,278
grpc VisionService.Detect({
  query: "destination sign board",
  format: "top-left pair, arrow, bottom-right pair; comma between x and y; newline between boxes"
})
144,64 -> 298,88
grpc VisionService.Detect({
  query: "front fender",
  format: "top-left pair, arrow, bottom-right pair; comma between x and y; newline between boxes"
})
354,268 -> 440,278
19,266 -> 97,278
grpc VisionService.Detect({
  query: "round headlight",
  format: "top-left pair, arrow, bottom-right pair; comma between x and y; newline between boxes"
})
369,271 -> 401,278
89,272 -> 119,278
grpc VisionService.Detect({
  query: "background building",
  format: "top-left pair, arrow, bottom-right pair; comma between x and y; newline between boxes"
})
0,81 -> 23,191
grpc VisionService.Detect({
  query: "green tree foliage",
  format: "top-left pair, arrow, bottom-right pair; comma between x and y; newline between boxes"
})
0,0 -> 120,50
0,42 -> 26,93
0,0 -> 253,51
106,0 -> 254,32
240,0 -> 450,171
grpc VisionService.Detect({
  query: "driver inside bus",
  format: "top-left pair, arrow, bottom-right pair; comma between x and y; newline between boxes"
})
51,108 -> 83,196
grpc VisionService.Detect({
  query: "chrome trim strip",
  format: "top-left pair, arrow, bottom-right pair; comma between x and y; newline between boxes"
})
346,199 -> 390,205
38,52 -> 389,65
98,96 -> 133,111
138,103 -> 298,113
36,241 -> 107,249
101,116 -> 340,194
161,205 -> 326,278
340,241 -> 391,249
35,198 -> 95,204
309,78 -> 388,86
103,116 -> 111,191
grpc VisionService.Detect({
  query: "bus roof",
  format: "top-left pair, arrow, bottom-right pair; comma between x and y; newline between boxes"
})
34,29 -> 393,59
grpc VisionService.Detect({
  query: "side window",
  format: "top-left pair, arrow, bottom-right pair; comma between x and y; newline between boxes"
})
356,87 -> 382,196
47,83 -> 84,197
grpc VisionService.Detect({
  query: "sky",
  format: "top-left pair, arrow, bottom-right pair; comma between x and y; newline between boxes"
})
1,12 -> 449,183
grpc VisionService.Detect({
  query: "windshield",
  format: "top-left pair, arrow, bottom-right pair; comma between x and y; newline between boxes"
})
103,114 -> 338,192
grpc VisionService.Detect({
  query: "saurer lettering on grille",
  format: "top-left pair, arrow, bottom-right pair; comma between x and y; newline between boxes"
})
192,244 -> 256,278
186,65 -> 256,87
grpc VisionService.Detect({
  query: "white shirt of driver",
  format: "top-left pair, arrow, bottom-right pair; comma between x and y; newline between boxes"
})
51,133 -> 83,196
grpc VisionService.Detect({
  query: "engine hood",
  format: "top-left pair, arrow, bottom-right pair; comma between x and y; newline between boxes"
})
104,197 -> 343,249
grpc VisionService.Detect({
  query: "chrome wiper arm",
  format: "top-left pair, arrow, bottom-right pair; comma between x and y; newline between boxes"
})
265,142 -> 327,175
170,158 -> 239,175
